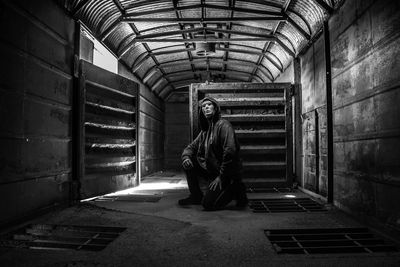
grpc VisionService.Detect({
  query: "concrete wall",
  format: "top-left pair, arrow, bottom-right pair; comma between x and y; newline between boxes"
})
330,0 -> 400,229
164,92 -> 190,170
118,63 -> 165,177
0,0 -> 75,225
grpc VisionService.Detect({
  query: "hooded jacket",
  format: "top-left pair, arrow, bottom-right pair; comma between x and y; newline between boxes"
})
182,97 -> 242,182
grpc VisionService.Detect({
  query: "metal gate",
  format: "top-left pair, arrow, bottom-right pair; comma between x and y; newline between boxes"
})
190,83 -> 293,188
76,60 -> 139,199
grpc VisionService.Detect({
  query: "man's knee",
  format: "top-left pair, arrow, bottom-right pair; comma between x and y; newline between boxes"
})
201,198 -> 217,211
202,190 -> 231,211
202,191 -> 222,210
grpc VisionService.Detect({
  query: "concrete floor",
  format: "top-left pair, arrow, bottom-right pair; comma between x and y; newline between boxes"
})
1,171 -> 399,267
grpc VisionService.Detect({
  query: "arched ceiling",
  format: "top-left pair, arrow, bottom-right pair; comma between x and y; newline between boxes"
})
60,0 -> 340,99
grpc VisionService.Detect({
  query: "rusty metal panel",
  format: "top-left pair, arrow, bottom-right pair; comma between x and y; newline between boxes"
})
318,107 -> 328,197
0,174 -> 70,226
79,60 -> 139,199
300,42 -> 315,113
0,0 -> 75,227
328,0 -> 400,230
302,111 -> 317,192
0,138 -> 71,184
138,96 -> 164,177
313,36 -> 326,107
0,90 -> 24,137
300,32 -> 328,197
1,6 -> 73,75
24,98 -> 71,137
330,11 -> 373,75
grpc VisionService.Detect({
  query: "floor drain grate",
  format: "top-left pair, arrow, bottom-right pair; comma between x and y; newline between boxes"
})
249,198 -> 326,213
265,228 -> 399,254
94,194 -> 162,202
1,224 -> 126,251
247,187 -> 295,193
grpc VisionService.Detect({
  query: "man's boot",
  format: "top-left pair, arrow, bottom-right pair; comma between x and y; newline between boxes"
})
234,181 -> 248,208
178,194 -> 203,205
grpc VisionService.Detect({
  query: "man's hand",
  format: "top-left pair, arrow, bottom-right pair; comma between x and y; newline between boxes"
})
182,158 -> 194,170
209,176 -> 222,191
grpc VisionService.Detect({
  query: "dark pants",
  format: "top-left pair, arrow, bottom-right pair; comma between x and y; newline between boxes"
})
184,165 -> 247,211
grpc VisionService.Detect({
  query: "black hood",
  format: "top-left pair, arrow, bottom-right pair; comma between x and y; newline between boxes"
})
198,96 -> 221,131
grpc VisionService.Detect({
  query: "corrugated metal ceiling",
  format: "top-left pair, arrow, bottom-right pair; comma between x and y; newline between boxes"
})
61,0 -> 339,99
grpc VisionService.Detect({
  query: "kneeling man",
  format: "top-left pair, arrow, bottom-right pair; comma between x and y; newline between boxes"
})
179,97 -> 248,210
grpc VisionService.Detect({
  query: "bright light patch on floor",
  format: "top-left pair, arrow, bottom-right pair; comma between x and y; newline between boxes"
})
284,194 -> 296,198
80,179 -> 187,202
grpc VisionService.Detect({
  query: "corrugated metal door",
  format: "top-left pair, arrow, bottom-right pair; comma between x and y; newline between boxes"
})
77,60 -> 139,199
190,83 -> 293,188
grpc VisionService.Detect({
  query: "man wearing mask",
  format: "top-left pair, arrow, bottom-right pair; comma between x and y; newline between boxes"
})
179,97 -> 248,210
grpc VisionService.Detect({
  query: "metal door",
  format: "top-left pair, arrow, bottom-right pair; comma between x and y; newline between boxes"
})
76,60 -> 139,199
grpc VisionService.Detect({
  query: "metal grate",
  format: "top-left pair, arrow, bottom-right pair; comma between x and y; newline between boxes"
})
93,194 -> 161,202
265,228 -> 399,254
247,187 -> 295,193
0,224 -> 126,251
249,198 -> 326,213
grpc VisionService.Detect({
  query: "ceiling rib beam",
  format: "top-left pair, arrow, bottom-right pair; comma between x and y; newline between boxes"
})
216,46 -> 283,69
143,67 -> 160,84
122,17 -> 285,23
276,33 -> 296,54
285,15 -> 311,40
112,0 -> 124,12
71,0 -> 91,17
172,0 -> 197,82
135,27 -> 277,40
129,25 -> 174,94
125,4 -> 202,17
123,3 -> 282,18
155,57 -> 273,83
275,38 -> 295,57
283,0 -> 292,11
138,22 -> 272,36
216,44 -> 292,64
100,16 -> 123,41
158,58 -> 259,68
134,27 -> 202,39
202,4 -> 282,16
286,10 -> 313,35
131,48 -> 194,72
133,37 -> 275,42
235,0 -> 281,9
166,69 -> 257,80
119,27 -> 281,57
250,19 -> 281,82
223,0 -> 235,73
106,0 -> 174,95
116,33 -> 136,54
312,0 -> 334,14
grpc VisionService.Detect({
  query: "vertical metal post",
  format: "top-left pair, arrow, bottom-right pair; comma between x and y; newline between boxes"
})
135,88 -> 141,186
293,58 -> 302,187
72,21 -> 82,203
286,85 -> 294,186
324,21 -> 334,203
315,109 -> 320,194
